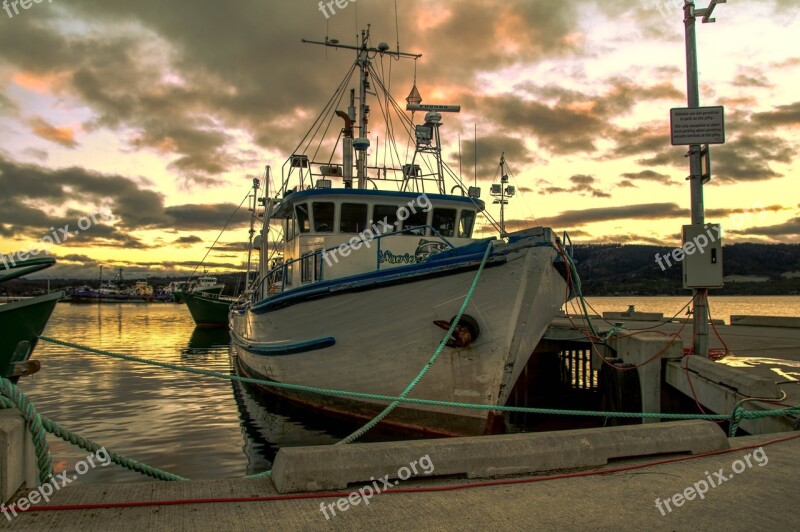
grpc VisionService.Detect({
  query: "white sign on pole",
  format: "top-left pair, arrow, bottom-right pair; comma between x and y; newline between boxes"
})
670,106 -> 725,145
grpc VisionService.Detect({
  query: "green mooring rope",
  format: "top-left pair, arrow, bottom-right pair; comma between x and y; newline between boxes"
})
0,379 -> 52,484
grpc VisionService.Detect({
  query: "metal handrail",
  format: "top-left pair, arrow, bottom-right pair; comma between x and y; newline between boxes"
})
251,224 -> 458,301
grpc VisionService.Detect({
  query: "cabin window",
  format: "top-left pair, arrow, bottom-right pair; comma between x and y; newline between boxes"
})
295,203 -> 310,233
373,205 -> 399,231
431,208 -> 457,237
340,203 -> 369,233
313,202 -> 335,232
301,253 -> 314,283
402,208 -> 429,236
284,262 -> 293,287
458,210 -> 476,238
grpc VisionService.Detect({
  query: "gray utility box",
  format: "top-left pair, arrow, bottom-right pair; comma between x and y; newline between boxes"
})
682,224 -> 723,289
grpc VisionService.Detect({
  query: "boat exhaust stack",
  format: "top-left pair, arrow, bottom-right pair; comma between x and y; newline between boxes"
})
336,109 -> 354,188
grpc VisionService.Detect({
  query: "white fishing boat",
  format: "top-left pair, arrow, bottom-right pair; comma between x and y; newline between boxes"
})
230,29 -> 574,436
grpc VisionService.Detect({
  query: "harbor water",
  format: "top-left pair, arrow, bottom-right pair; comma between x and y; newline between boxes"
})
20,295 -> 800,485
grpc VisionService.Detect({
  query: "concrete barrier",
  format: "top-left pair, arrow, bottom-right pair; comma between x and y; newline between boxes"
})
680,355 -> 781,399
0,410 -> 38,504
270,420 -> 729,493
730,315 -> 800,328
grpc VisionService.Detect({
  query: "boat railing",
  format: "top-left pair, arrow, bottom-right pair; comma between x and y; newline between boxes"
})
252,224 -> 456,301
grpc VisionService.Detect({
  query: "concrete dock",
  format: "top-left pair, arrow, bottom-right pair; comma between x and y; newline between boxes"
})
0,430 -> 797,530
1,313 -> 798,530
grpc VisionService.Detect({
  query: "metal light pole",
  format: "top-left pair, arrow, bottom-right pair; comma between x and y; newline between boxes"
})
683,0 -> 725,357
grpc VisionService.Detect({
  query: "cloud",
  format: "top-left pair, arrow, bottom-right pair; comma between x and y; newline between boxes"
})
516,202 -> 688,229
455,134 -> 540,178
730,68 -> 773,89
27,117 -> 79,148
173,235 -> 203,247
538,174 -> 610,198
728,217 -> 800,243
712,134 -> 795,183
619,170 -> 677,186
751,102 -> 800,128
0,156 -> 252,243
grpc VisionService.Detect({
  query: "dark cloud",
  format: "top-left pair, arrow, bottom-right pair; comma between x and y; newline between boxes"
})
712,135 -> 795,183
619,170 -> 677,186
752,102 -> 800,128
728,217 -> 800,242
163,204 -> 250,231
0,156 -> 251,244
173,235 -> 203,247
455,134 -> 539,179
514,202 -> 688,229
0,0 -> 584,185
538,174 -> 610,198
705,204 -> 788,218
730,68 -> 772,88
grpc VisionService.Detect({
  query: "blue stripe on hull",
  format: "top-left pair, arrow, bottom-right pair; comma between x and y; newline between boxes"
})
232,331 -> 336,356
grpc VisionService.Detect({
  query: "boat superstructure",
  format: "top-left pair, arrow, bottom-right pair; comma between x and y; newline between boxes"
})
230,28 -> 574,435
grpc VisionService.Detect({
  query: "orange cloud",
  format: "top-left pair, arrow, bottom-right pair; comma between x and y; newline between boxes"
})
12,72 -> 63,94
27,116 -> 79,148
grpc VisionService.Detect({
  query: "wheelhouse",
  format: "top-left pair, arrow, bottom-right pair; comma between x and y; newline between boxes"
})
263,188 -> 486,292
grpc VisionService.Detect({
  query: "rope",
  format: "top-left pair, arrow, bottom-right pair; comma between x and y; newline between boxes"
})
336,242 -> 493,444
0,378 -> 52,484
188,190 -> 251,282
0,378 -> 185,483
36,336 -> 800,421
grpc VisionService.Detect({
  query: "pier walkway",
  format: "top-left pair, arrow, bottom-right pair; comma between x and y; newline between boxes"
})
1,433 -> 797,530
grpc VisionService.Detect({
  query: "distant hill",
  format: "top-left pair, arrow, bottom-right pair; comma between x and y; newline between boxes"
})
572,243 -> 800,296
3,244 -> 799,297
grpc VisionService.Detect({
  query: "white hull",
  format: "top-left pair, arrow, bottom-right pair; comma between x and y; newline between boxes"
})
230,237 -> 568,436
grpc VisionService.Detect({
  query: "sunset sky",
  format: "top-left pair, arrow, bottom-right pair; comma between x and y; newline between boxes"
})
0,0 -> 798,279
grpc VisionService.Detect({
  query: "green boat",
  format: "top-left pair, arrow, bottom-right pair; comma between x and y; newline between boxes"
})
0,257 -> 64,382
179,291 -> 232,328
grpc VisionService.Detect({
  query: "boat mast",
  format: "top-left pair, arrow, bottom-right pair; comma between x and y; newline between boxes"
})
301,28 -> 421,190
245,177 -> 260,289
357,28 -> 370,189
259,166 -> 271,300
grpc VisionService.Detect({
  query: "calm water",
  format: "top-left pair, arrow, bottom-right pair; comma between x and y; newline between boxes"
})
20,296 -> 800,485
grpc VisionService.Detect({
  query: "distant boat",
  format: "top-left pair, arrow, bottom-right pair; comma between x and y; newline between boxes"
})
182,291 -> 235,328
191,274 -> 225,296
69,268 -> 163,303
0,257 -> 63,382
170,274 -> 225,305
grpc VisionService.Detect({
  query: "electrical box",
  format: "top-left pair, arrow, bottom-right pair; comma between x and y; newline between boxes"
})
682,224 -> 723,289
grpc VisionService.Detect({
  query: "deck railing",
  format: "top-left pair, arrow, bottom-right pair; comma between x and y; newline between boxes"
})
251,225 -> 456,302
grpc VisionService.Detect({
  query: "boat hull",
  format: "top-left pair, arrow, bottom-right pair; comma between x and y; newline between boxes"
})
0,292 -> 63,382
182,292 -> 232,328
230,235 -> 568,436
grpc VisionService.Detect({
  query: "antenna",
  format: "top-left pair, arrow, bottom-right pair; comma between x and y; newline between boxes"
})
458,134 -> 462,180
473,123 -> 477,188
